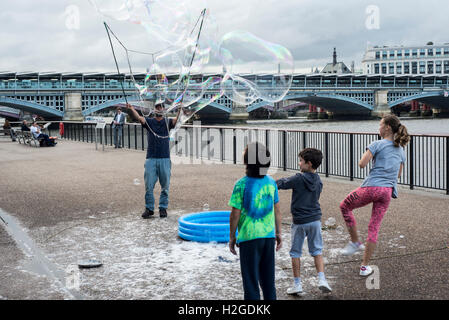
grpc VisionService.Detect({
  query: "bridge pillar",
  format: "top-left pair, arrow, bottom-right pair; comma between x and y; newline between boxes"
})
307,104 -> 318,119
63,92 -> 83,121
372,90 -> 391,118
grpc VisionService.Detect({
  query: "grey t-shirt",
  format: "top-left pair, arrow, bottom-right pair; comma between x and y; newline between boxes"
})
361,139 -> 406,198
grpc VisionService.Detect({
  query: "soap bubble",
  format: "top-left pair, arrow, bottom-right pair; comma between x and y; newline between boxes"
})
203,203 -> 209,211
218,31 -> 294,105
133,178 -> 141,185
336,225 -> 345,234
325,217 -> 336,227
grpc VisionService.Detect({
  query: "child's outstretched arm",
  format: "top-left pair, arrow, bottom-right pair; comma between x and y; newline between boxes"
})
229,207 -> 241,255
276,175 -> 298,190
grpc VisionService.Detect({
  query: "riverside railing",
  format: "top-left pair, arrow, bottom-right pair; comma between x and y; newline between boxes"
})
58,121 -> 449,195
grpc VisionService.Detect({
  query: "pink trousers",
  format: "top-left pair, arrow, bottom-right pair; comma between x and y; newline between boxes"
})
339,186 -> 392,243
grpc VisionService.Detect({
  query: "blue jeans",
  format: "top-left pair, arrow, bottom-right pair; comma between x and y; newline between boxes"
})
113,125 -> 122,147
144,158 -> 171,211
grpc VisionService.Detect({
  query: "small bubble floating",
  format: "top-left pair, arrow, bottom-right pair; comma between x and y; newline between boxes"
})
178,211 -> 234,243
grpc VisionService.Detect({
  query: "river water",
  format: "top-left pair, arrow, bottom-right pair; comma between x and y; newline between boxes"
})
238,117 -> 449,135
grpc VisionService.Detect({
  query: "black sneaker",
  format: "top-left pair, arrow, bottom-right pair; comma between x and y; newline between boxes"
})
159,208 -> 167,218
141,208 -> 154,219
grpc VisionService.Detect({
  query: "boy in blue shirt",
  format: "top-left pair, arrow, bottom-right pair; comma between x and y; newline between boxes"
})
276,148 -> 332,295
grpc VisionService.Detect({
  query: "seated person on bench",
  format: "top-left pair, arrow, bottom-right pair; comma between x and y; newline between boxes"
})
30,122 -> 56,147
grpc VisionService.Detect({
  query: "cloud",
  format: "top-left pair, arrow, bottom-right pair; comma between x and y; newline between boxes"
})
0,0 -> 448,73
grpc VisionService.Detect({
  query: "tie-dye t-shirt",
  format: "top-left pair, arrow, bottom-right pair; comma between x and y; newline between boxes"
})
228,175 -> 279,244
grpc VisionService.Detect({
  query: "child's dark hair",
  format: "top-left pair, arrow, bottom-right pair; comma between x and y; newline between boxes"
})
243,142 -> 271,178
299,148 -> 323,169
382,114 -> 410,148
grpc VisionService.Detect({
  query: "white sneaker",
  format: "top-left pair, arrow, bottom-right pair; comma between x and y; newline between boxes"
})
341,241 -> 365,256
318,278 -> 332,293
359,265 -> 374,276
287,282 -> 303,295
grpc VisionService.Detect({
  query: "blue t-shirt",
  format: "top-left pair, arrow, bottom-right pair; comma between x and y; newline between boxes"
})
228,175 -> 279,244
361,139 -> 406,198
143,117 -> 174,159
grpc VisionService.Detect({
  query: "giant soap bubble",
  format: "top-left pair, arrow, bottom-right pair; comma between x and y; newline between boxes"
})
89,0 -> 294,138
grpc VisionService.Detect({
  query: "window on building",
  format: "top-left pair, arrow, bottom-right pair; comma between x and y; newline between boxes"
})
419,61 -> 426,74
427,48 -> 434,56
389,50 -> 395,58
382,51 -> 387,59
420,49 -> 426,56
389,63 -> 395,74
436,48 -> 441,56
404,62 -> 410,74
412,49 -> 418,57
375,51 -> 380,60
397,50 -> 402,58
412,61 -> 418,74
436,61 -> 442,73
427,61 -> 434,74
374,63 -> 380,74
444,48 -> 449,56
444,61 -> 449,74
381,63 -> 387,74
396,62 -> 402,74
404,49 -> 410,57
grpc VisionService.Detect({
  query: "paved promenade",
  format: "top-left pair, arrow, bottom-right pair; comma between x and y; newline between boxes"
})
0,138 -> 447,300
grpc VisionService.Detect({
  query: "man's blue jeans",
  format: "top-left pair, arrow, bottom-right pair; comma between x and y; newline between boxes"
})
113,125 -> 123,147
144,158 -> 171,211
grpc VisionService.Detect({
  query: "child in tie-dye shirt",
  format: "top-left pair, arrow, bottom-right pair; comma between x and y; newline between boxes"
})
228,142 -> 282,300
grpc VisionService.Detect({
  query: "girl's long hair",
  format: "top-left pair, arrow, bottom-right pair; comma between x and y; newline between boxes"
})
383,114 -> 410,147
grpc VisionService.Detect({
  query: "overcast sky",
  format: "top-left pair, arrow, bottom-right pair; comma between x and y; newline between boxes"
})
1,0 -> 449,74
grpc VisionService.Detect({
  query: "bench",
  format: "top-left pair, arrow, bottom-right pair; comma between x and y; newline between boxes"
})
0,128 -> 11,139
22,131 -> 44,147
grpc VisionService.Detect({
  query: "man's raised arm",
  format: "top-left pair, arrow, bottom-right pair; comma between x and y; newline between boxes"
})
126,104 -> 146,125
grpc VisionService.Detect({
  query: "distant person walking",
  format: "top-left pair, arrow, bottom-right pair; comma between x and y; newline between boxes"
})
112,107 -> 125,148
339,115 -> 410,276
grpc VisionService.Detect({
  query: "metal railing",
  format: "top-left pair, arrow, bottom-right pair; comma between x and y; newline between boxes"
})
59,121 -> 449,195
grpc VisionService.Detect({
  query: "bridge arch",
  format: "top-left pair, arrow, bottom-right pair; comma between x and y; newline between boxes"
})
246,92 -> 374,113
388,91 -> 449,109
82,96 -> 141,116
0,97 -> 64,118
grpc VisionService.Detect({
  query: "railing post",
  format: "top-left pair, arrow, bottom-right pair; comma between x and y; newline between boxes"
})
349,133 -> 354,181
409,136 -> 414,190
233,129 -> 237,165
220,128 -> 224,163
265,129 -> 269,150
141,126 -> 144,151
127,125 -> 130,148
446,137 -> 449,195
303,131 -> 307,149
283,130 -> 287,171
134,125 -> 137,150
325,132 -> 329,177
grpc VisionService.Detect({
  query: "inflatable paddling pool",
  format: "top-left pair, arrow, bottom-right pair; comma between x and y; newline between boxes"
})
178,211 -> 235,243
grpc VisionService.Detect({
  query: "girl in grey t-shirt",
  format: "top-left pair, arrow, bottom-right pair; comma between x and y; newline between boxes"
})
339,115 -> 410,277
